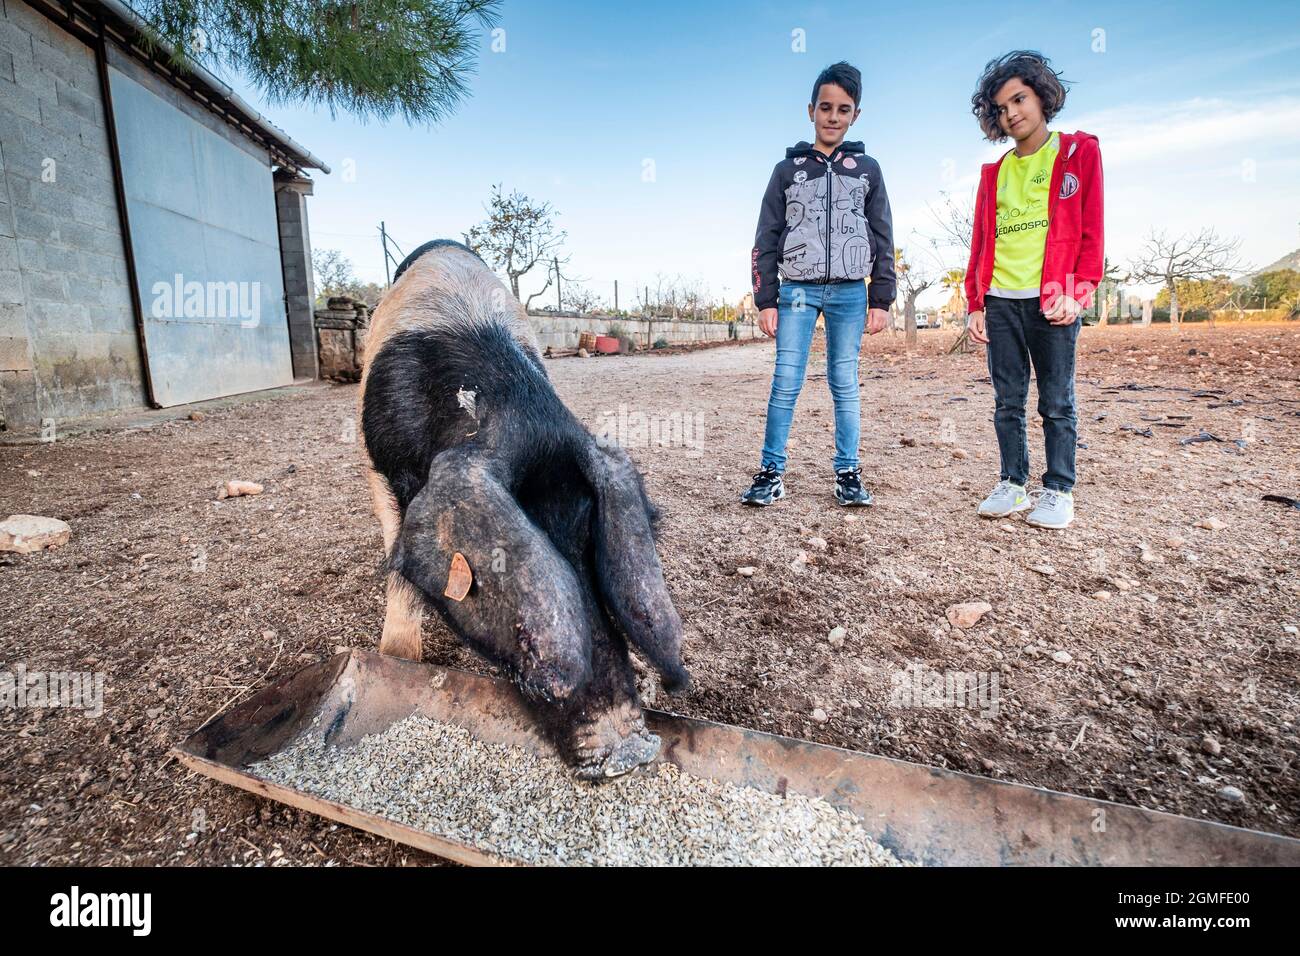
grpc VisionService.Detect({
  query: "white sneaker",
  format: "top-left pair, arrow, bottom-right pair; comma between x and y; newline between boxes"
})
978,480 -> 1031,518
1025,489 -> 1075,529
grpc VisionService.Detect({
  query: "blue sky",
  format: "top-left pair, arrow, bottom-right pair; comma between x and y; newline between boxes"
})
228,0 -> 1300,308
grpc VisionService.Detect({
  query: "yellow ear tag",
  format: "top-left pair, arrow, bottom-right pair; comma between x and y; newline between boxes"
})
444,552 -> 472,601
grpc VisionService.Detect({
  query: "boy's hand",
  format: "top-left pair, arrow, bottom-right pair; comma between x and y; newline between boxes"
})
866,308 -> 889,335
966,310 -> 988,344
1044,295 -> 1082,325
759,308 -> 778,337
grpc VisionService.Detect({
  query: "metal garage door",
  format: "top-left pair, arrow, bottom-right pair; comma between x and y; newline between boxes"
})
107,57 -> 293,407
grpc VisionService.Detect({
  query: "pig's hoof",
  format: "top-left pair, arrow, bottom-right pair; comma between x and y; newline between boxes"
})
567,702 -> 661,781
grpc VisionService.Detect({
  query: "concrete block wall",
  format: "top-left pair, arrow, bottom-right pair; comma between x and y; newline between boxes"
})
274,169 -> 318,380
0,0 -> 144,432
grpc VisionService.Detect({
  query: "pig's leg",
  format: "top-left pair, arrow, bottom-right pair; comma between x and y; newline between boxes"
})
366,465 -> 424,660
379,574 -> 425,661
393,447 -> 593,705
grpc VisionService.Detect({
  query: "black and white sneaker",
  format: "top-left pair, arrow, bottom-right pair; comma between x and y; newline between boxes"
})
740,466 -> 785,506
835,467 -> 874,506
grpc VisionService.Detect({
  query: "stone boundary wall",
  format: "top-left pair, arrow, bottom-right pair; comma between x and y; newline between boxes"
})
312,301 -> 760,377
526,314 -> 757,352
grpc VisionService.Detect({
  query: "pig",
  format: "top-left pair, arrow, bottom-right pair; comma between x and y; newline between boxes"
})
357,239 -> 690,779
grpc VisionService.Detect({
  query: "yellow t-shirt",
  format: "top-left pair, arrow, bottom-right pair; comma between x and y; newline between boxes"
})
990,131 -> 1059,296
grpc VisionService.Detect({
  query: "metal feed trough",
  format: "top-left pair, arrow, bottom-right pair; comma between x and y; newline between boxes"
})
173,649 -> 1300,866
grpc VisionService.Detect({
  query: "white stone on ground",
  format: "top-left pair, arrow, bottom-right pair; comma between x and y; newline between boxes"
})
0,514 -> 71,553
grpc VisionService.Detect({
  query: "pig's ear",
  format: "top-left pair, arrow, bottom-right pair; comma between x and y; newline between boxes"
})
393,447 -> 593,704
579,442 -> 691,693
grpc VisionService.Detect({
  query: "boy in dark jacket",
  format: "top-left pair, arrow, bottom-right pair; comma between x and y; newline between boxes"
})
964,50 -> 1103,530
742,61 -> 896,508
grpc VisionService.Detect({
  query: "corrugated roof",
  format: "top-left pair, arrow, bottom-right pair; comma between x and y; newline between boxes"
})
25,0 -> 330,174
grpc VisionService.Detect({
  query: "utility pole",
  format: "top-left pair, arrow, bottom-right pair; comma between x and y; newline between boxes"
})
554,257 -> 561,311
614,280 -> 619,314
379,223 -> 406,288
381,221 -> 391,286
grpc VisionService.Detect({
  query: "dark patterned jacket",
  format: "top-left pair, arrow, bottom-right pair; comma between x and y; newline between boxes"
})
750,140 -> 896,311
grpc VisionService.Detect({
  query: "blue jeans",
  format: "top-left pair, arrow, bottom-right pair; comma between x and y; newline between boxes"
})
760,280 -> 867,473
985,294 -> 1080,492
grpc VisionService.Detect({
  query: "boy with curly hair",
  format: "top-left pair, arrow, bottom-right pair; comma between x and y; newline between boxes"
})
964,50 -> 1104,529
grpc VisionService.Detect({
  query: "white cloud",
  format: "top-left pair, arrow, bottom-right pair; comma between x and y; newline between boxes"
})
1071,96 -> 1300,166
903,94 -> 1300,296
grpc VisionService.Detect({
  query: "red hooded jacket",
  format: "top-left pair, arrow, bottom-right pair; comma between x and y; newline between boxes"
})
965,130 -> 1104,314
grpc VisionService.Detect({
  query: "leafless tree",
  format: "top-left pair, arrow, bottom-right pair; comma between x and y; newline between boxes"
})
923,190 -> 976,258
921,193 -> 977,350
677,275 -> 710,320
1127,228 -> 1245,326
1219,281 -> 1248,324
464,184 -> 569,307
518,257 -> 582,313
563,284 -> 604,315
313,248 -> 355,299
312,248 -> 384,307
895,247 -> 937,346
635,273 -> 715,319
637,273 -> 675,318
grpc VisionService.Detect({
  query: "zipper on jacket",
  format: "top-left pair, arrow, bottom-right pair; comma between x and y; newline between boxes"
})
824,155 -> 832,282
1046,134 -> 1068,222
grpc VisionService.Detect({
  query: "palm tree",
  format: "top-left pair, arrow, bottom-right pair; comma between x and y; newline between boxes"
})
940,268 -> 966,327
1096,257 -> 1123,326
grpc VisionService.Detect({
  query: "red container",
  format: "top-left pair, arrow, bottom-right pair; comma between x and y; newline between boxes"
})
594,335 -> 621,354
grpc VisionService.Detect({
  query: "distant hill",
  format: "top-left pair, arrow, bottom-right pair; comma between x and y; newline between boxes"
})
1233,248 -> 1299,285
1253,248 -> 1300,275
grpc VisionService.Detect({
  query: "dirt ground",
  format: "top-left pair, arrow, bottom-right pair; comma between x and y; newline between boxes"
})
2,322 -> 1297,865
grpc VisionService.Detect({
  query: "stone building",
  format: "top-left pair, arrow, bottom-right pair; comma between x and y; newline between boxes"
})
0,0 -> 328,434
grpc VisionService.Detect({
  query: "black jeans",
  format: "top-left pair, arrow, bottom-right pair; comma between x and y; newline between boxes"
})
985,295 -> 1080,492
